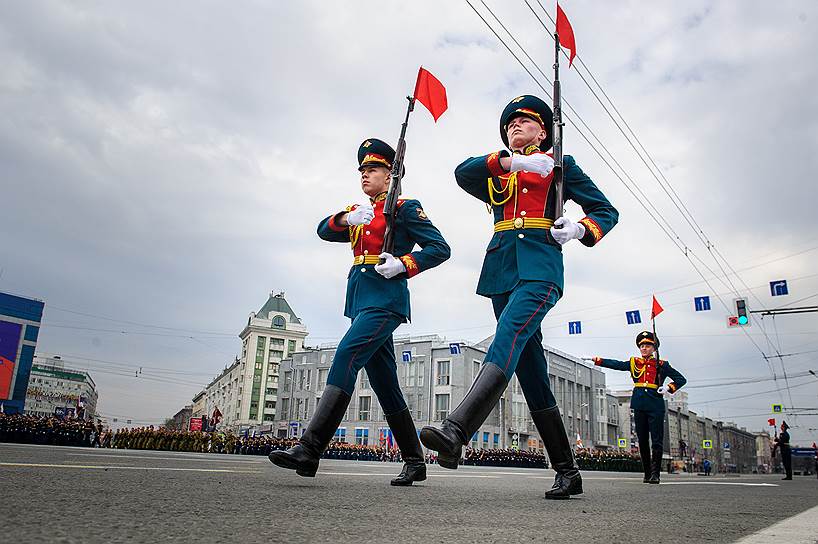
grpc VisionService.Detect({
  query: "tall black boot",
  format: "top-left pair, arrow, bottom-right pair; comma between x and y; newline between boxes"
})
648,446 -> 662,484
532,406 -> 583,500
386,408 -> 426,486
639,447 -> 651,483
268,385 -> 350,477
420,364 -> 507,469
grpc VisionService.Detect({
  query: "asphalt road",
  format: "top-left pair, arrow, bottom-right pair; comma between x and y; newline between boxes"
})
2,443 -> 817,544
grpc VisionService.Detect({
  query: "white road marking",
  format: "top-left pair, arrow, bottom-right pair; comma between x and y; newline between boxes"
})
319,471 -> 499,479
661,482 -> 778,487
66,452 -> 260,464
733,503 -> 818,543
0,462 -> 262,474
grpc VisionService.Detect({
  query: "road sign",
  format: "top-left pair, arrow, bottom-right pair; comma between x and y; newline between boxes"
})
723,442 -> 730,450
770,280 -> 788,297
401,350 -> 412,362
449,343 -> 461,355
625,310 -> 641,325
568,321 -> 582,335
727,316 -> 739,327
694,296 -> 711,311
702,439 -> 713,449
617,438 -> 628,448
772,404 -> 783,413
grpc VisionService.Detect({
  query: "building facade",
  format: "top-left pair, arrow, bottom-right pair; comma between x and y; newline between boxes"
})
0,291 -> 45,414
165,405 -> 193,431
276,334 -> 617,451
24,355 -> 98,420
202,292 -> 307,432
755,431 -> 773,473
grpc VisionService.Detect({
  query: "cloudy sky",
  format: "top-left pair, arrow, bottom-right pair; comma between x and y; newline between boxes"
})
2,1 -> 817,443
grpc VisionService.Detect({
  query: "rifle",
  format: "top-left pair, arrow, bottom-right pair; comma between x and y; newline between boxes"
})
380,96 -> 415,262
552,27 -> 565,223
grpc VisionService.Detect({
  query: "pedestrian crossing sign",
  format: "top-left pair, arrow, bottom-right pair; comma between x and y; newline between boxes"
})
702,439 -> 713,449
772,404 -> 783,413
617,438 -> 627,448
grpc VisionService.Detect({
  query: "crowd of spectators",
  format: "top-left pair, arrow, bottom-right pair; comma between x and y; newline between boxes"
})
1,413 -> 643,471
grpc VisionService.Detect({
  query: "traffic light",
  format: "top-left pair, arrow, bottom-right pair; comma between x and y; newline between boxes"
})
735,298 -> 749,326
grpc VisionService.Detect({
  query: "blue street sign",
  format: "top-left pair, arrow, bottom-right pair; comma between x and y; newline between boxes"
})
770,280 -> 788,297
568,321 -> 582,335
723,442 -> 730,450
449,343 -> 461,355
694,296 -> 711,311
402,350 -> 412,362
625,310 -> 641,325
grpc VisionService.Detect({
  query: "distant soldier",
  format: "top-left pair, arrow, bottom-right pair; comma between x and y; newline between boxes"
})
592,331 -> 687,484
772,421 -> 793,480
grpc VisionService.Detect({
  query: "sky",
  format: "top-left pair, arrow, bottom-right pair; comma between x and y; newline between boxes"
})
2,1 -> 817,444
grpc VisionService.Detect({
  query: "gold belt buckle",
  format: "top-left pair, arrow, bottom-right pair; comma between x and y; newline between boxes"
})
513,217 -> 524,229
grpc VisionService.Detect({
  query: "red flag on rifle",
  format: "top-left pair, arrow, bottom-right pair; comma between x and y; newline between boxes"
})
556,3 -> 577,67
768,418 -> 776,427
651,296 -> 664,319
413,67 -> 447,122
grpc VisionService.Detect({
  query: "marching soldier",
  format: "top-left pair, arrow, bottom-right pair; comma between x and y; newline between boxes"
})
772,420 -> 793,480
592,331 -> 687,484
269,138 -> 450,486
420,95 -> 618,499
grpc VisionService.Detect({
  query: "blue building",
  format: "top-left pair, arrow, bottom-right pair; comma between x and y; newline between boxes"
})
0,291 -> 45,414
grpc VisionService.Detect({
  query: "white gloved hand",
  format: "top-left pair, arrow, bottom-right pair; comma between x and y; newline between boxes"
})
550,217 -> 586,245
510,153 -> 555,177
657,385 -> 669,395
374,253 -> 406,279
346,204 -> 375,226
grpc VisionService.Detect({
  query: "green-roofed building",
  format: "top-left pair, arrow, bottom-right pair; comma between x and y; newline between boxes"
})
203,291 -> 308,432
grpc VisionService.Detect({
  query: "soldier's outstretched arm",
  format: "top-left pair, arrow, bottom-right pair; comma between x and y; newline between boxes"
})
592,357 -> 630,371
454,151 -> 511,203
393,199 -> 451,278
317,211 -> 352,243
562,155 -> 619,247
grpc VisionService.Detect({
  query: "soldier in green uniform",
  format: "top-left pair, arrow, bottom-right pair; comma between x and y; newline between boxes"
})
421,95 -> 618,499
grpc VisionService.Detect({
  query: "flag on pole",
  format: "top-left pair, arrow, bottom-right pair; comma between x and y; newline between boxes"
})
413,67 -> 448,122
768,418 -> 776,427
212,407 -> 222,425
556,3 -> 577,67
651,295 -> 664,319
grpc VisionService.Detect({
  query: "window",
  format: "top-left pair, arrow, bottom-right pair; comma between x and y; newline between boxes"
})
265,401 -> 276,409
288,340 -> 296,353
269,362 -> 279,375
434,394 -> 450,421
283,371 -> 292,392
272,316 -> 286,328
359,396 -> 371,421
355,427 -> 369,446
436,360 -> 450,386
280,398 -> 290,418
493,433 -> 500,448
334,428 -> 347,443
269,350 -> 284,360
360,372 -> 370,390
305,369 -> 311,391
483,431 -> 490,447
317,369 -> 328,391
298,370 -> 305,390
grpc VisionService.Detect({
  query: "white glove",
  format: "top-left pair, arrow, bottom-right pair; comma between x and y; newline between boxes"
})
550,217 -> 585,245
346,204 -> 374,226
510,153 -> 555,177
374,253 -> 406,279
657,385 -> 670,395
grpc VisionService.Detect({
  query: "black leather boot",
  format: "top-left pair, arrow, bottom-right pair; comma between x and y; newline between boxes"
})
648,446 -> 662,484
268,385 -> 350,477
640,447 -> 651,483
386,407 -> 426,486
532,406 -> 583,500
420,364 -> 507,469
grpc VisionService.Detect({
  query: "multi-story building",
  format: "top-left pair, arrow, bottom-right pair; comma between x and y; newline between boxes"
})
277,334 -> 616,451
755,431 -> 773,473
202,292 -> 307,432
0,291 -> 45,415
165,405 -> 192,431
191,390 -> 206,419
24,355 -> 98,420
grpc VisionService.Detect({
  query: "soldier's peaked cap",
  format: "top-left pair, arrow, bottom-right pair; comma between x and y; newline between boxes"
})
636,330 -> 659,347
358,138 -> 395,172
500,95 -> 554,152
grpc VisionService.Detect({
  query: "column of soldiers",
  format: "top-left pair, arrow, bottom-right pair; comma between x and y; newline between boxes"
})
0,413 -> 106,447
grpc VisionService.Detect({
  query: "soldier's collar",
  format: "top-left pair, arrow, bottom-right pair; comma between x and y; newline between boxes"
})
522,144 -> 540,156
370,192 -> 388,204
